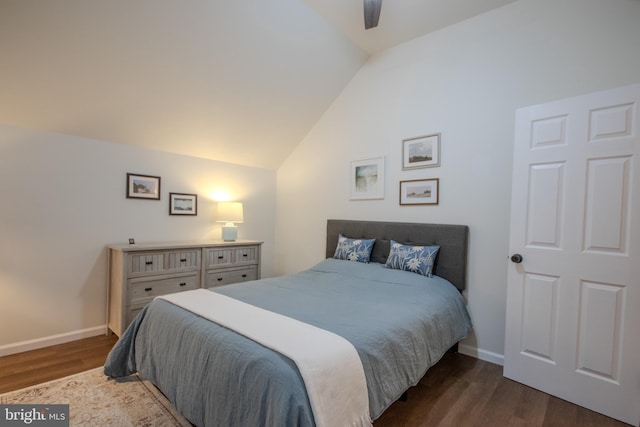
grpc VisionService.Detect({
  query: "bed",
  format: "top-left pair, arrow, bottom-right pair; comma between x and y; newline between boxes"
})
104,219 -> 472,426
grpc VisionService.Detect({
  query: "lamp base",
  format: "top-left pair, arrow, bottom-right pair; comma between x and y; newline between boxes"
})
222,225 -> 238,241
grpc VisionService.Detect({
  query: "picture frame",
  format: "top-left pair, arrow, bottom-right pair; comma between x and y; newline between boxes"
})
350,156 -> 385,200
126,173 -> 161,200
169,193 -> 198,215
402,133 -> 440,170
399,178 -> 439,205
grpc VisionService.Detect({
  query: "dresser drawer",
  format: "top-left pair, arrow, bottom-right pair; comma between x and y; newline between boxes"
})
126,303 -> 147,327
128,252 -> 163,276
163,249 -> 201,272
204,248 -> 234,268
128,249 -> 201,277
206,266 -> 258,288
129,272 -> 200,305
233,246 -> 259,265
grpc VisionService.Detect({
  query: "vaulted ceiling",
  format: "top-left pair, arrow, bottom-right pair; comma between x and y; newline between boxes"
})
0,0 -> 515,169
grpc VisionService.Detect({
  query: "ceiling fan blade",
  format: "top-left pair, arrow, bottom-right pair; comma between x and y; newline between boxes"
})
364,0 -> 382,30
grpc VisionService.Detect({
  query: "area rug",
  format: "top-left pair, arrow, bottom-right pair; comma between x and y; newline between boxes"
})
0,367 -> 192,426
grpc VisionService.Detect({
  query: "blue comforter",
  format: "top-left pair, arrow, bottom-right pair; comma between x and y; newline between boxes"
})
105,259 -> 472,426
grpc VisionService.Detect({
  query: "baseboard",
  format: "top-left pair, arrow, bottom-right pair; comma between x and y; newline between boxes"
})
1,326 -> 506,367
458,343 -> 504,366
0,325 -> 107,357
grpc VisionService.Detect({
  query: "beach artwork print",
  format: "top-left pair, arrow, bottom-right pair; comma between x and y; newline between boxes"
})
126,173 -> 161,200
402,134 -> 440,169
400,178 -> 439,205
350,157 -> 385,200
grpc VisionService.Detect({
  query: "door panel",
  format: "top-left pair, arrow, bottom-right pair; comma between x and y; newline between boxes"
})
577,281 -> 624,382
521,273 -> 558,363
584,156 -> 630,253
505,83 -> 640,426
527,163 -> 565,248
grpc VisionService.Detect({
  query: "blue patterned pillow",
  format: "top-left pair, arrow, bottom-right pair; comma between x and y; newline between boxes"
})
333,234 -> 375,263
385,240 -> 440,277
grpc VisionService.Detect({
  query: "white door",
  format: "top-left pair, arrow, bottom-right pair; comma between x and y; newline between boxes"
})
504,84 -> 640,426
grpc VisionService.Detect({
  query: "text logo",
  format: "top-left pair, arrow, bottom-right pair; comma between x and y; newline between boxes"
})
0,405 -> 69,426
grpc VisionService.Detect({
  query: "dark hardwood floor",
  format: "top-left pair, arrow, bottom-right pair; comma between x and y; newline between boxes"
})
0,336 -> 630,426
375,351 -> 629,427
0,334 -> 118,394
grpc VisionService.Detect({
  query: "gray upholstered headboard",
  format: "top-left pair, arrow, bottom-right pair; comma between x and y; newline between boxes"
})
326,219 -> 469,291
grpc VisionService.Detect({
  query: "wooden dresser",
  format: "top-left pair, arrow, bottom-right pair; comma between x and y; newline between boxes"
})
107,240 -> 262,336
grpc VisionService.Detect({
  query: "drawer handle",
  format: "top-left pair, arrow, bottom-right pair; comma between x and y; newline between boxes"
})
242,254 -> 248,257
217,278 -> 223,281
218,256 -> 224,259
145,261 -> 153,265
179,282 -> 186,287
145,287 -> 153,292
242,274 -> 247,278
180,258 -> 187,262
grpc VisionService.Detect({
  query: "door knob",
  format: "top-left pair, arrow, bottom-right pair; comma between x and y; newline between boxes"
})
510,254 -> 523,264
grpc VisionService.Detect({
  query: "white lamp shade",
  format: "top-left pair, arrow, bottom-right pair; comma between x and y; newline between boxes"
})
216,202 -> 244,224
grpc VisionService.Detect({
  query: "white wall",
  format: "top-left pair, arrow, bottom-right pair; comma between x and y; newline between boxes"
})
0,125 -> 276,354
275,0 -> 640,363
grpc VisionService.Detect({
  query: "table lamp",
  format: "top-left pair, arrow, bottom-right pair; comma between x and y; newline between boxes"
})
216,202 -> 243,241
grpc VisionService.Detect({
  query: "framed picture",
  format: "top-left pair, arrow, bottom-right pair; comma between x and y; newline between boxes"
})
126,173 -> 161,200
169,193 -> 198,215
399,178 -> 439,205
350,156 -> 385,200
402,133 -> 440,170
